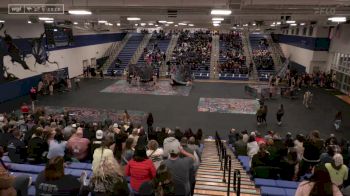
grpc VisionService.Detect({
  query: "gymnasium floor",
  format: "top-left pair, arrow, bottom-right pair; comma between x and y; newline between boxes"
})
1,78 -> 350,140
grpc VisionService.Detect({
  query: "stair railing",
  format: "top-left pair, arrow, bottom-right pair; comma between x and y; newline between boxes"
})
233,169 -> 241,196
223,149 -> 228,183
226,155 -> 232,196
220,143 -> 226,171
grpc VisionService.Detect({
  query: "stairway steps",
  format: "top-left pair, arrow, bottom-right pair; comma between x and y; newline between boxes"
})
196,177 -> 254,185
197,174 -> 251,181
196,181 -> 256,190
194,184 -> 259,195
197,171 -> 249,178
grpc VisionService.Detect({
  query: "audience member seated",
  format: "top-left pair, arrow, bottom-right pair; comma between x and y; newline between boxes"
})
7,129 -> 27,163
121,138 -> 134,166
234,134 -> 247,156
47,128 -> 67,160
90,130 -> 103,156
295,164 -> 342,196
27,127 -> 49,164
251,143 -> 270,171
138,164 -> 175,196
125,145 -> 156,194
88,157 -> 129,196
129,129 -> 139,148
35,156 -> 82,195
247,134 -> 259,158
67,127 -> 90,162
325,153 -> 348,187
92,134 -> 114,172
146,140 -> 164,169
252,48 -> 274,71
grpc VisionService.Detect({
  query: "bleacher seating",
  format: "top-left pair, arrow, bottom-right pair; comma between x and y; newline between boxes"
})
107,33 -> 145,76
218,33 -> 249,81
249,34 -> 275,81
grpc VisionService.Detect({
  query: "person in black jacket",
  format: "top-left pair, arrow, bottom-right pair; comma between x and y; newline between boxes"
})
27,127 -> 49,164
7,129 -> 27,163
147,113 -> 154,132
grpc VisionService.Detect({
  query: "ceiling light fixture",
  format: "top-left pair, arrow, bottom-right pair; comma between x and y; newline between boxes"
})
300,23 -> 305,26
127,17 -> 141,21
27,21 -> 32,24
243,24 -> 248,27
178,23 -> 187,26
117,23 -> 121,26
252,23 -> 256,26
45,20 -> 54,23
328,17 -> 346,22
158,21 -> 167,23
135,24 -> 138,26
73,22 -> 78,25
290,23 -> 297,26
155,24 -> 159,27
140,23 -> 146,26
166,21 -> 174,24
189,24 -> 194,26
98,20 -> 107,24
212,18 -> 224,21
213,20 -> 221,24
148,23 -> 154,26
286,20 -> 296,24
276,22 -> 281,25
68,10 -> 92,15
39,17 -> 53,21
107,23 -> 113,26
213,23 -> 220,26
165,24 -> 169,26
175,25 -> 178,27
270,24 -> 276,27
211,9 -> 232,15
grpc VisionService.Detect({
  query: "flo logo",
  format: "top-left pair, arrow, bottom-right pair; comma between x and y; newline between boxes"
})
314,7 -> 336,15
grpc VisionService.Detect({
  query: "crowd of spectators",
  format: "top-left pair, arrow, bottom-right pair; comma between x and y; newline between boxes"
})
228,129 -> 350,195
171,30 -> 212,72
0,107 -> 203,196
139,31 -> 169,67
218,32 -> 248,75
252,39 -> 274,71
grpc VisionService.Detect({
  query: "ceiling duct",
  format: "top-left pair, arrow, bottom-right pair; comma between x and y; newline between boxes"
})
168,10 -> 177,18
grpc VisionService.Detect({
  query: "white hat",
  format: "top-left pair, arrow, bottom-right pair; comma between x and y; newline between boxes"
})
113,123 -> 118,128
96,130 -> 103,140
334,153 -> 343,167
0,116 -> 4,122
72,124 -> 77,128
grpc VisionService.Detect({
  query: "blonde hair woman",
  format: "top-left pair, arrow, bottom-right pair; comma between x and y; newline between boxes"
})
146,140 -> 164,169
89,157 -> 129,196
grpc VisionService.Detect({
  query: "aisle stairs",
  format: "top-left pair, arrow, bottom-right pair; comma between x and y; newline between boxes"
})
194,133 -> 259,196
242,31 -> 258,81
106,33 -> 145,76
210,35 -> 220,80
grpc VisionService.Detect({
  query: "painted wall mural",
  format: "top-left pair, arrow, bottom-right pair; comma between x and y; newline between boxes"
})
0,24 -> 59,84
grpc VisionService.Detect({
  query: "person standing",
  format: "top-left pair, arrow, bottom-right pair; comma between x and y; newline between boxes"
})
334,111 -> 342,131
256,106 -> 263,126
261,105 -> 268,125
303,90 -> 313,109
74,77 -> 80,90
276,104 -> 284,126
147,113 -> 154,132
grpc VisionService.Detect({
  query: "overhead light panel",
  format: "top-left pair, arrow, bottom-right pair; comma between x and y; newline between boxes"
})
127,17 -> 141,21
68,10 -> 92,15
39,17 -> 53,21
276,22 -> 281,25
213,20 -> 221,24
211,9 -> 232,15
213,23 -> 220,26
135,24 -> 138,26
212,18 -> 224,21
27,21 -> 32,24
117,23 -> 121,26
155,24 -> 159,27
107,23 -> 113,26
270,24 -> 276,27
286,20 -> 296,24
188,24 -> 194,26
140,23 -> 146,26
290,23 -> 297,26
174,25 -> 178,27
178,23 -> 187,26
165,24 -> 169,26
166,21 -> 174,24
45,20 -> 54,23
73,22 -> 78,25
98,20 -> 107,24
252,23 -> 256,26
148,23 -> 154,26
300,23 -> 305,26
243,24 -> 248,27
158,21 -> 167,23
328,17 -> 346,22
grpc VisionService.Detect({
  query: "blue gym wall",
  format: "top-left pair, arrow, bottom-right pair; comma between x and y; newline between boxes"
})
271,34 -> 330,51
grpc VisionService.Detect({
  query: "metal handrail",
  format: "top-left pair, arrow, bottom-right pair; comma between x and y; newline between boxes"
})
220,144 -> 225,171
226,155 -> 232,196
223,150 -> 228,183
233,169 -> 241,196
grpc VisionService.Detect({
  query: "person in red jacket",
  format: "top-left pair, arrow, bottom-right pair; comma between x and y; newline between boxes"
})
125,145 -> 156,194
20,103 -> 29,116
